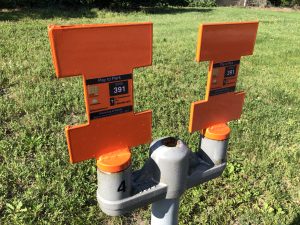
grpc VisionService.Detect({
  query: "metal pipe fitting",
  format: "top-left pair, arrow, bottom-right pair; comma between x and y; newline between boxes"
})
150,137 -> 189,199
200,135 -> 228,165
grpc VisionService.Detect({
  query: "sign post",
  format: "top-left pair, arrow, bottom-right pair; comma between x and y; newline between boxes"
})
48,21 -> 258,225
48,23 -> 153,166
189,21 -> 259,133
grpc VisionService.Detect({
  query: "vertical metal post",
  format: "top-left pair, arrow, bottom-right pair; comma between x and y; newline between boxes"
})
97,166 -> 132,216
151,198 -> 180,225
149,137 -> 189,225
200,136 -> 228,165
200,124 -> 230,165
97,167 -> 132,201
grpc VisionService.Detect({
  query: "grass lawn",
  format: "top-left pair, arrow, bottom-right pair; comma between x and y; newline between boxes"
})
0,6 -> 299,225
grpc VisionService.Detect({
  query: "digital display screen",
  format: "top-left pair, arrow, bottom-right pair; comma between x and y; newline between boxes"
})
224,65 -> 236,77
109,81 -> 129,96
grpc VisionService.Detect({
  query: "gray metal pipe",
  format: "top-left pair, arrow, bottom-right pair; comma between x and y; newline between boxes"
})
96,136 -> 228,218
151,198 -> 180,225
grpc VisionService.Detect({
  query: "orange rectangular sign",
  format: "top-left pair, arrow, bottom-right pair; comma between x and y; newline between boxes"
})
189,92 -> 245,132
48,23 -> 153,163
49,23 -> 152,78
189,21 -> 259,133
196,21 -> 259,62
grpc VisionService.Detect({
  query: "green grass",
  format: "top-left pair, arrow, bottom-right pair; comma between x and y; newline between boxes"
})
0,6 -> 300,225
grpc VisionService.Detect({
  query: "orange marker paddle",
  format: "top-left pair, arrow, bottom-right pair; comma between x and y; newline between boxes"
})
49,23 -> 153,171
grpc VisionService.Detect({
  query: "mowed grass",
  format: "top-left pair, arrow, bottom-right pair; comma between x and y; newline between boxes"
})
0,6 -> 299,225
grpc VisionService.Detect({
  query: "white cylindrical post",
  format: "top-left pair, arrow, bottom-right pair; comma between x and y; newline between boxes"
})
151,198 -> 180,225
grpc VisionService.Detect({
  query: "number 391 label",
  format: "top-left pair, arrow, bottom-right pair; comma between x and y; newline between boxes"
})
224,65 -> 236,77
109,81 -> 129,96
86,74 -> 133,120
209,60 -> 239,97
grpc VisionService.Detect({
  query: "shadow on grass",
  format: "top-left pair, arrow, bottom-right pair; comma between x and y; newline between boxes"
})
143,7 -> 214,14
0,6 -> 214,21
290,214 -> 300,225
105,6 -> 214,14
0,7 -> 97,21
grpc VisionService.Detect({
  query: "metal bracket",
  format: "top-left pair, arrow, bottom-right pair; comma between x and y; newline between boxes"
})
97,136 -> 228,216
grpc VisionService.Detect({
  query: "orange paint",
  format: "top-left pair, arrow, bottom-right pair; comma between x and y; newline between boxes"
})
201,123 -> 231,141
48,23 -> 153,169
189,92 -> 245,133
48,23 -> 152,78
189,21 -> 259,133
196,21 -> 259,62
97,148 -> 131,173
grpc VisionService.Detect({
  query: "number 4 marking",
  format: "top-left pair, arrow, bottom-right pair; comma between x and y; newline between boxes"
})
117,180 -> 126,192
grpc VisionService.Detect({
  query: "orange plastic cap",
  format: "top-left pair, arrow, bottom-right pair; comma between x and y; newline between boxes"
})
202,123 -> 230,141
97,148 -> 131,173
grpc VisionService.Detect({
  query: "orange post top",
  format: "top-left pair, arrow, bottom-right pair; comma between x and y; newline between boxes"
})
97,148 -> 131,173
189,21 -> 259,138
201,123 -> 231,141
48,23 -> 153,171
